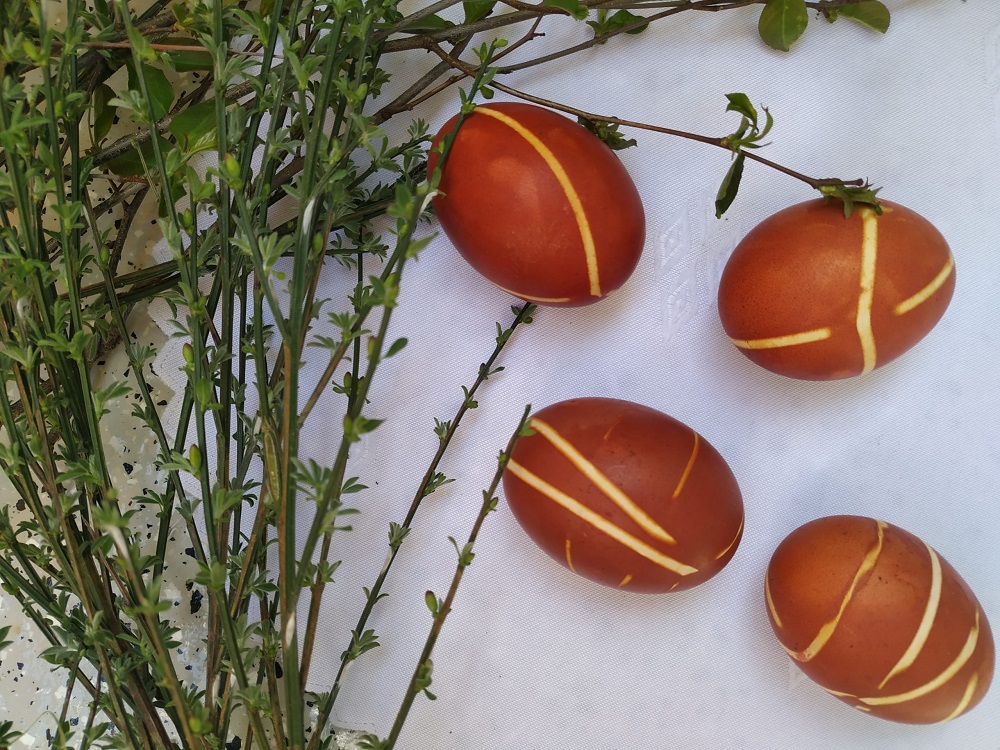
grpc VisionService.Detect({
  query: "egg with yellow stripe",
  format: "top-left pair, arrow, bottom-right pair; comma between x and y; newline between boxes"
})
766,516 -> 995,723
427,103 -> 645,306
502,398 -> 744,593
718,199 -> 955,379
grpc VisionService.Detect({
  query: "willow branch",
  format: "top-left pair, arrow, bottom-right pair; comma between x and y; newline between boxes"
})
430,45 -> 866,191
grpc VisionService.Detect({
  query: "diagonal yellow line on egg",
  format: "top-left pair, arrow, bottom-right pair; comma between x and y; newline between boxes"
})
672,431 -> 700,499
730,327 -> 832,350
506,460 -> 698,576
943,673 -> 980,722
765,572 -> 784,629
492,283 -> 572,304
858,611 -> 980,707
477,108 -> 601,297
856,208 -> 879,374
794,520 -> 886,662
564,538 -> 576,573
895,255 -> 955,316
715,516 -> 744,561
530,418 -> 677,544
879,541 -> 943,688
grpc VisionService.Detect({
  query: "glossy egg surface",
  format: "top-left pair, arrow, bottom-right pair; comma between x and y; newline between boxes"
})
428,103 -> 645,306
502,397 -> 744,593
766,515 -> 994,723
718,199 -> 955,379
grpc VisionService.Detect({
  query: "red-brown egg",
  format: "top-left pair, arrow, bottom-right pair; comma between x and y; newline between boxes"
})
718,199 -> 955,379
427,103 -> 645,306
502,398 -> 744,593
765,516 -> 995,723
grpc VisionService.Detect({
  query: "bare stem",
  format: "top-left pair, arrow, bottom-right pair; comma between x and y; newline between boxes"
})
381,405 -> 533,749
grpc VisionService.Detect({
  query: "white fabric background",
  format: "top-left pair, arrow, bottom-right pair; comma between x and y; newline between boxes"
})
149,2 -> 1000,748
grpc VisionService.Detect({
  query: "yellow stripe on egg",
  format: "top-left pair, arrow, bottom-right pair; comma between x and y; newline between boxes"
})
860,611 -> 980,708
492,283 -> 572,304
766,572 -> 784,630
506,460 -> 698,576
895,255 -> 955,316
671,431 -> 700,500
564,538 -> 576,573
794,520 -> 886,663
477,107 -> 602,297
879,541 -> 943,688
715,516 -> 744,560
730,327 -> 833,350
855,207 -> 879,374
530,417 -> 677,545
943,673 -> 980,722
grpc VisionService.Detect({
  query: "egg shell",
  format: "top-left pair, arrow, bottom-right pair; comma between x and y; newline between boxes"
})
717,199 -> 955,380
427,103 -> 645,307
765,515 -> 995,723
502,398 -> 744,593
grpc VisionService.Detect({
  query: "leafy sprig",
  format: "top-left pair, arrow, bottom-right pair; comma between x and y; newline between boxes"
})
758,0 -> 889,52
0,0 -> 893,747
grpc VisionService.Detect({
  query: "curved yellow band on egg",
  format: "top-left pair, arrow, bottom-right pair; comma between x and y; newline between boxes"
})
795,520 -> 886,662
730,327 -> 832,350
895,255 -> 955,316
671,431 -> 700,500
943,673 -> 980,722
478,107 -> 601,297
507,460 -> 697,576
879,541 -> 943,688
715,516 -> 744,561
765,572 -> 784,630
530,417 -> 677,545
860,611 -> 980,707
492,283 -> 572,304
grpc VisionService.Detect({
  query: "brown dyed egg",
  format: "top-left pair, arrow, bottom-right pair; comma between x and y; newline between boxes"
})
427,103 -> 645,306
502,398 -> 744,593
718,199 -> 955,379
766,516 -> 995,723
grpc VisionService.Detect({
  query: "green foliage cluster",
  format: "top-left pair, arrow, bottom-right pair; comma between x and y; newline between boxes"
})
0,0 -> 889,748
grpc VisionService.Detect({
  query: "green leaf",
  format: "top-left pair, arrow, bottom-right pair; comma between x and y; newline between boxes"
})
463,0 -> 496,23
103,134 -> 171,177
758,0 -> 809,52
724,93 -> 758,128
577,118 -> 637,151
168,99 -> 217,152
425,590 -> 439,616
401,14 -> 455,32
542,0 -> 588,21
715,153 -> 745,218
818,183 -> 882,217
92,84 -> 117,144
155,35 -> 214,71
386,337 -> 408,357
127,62 -> 174,121
168,48 -> 213,72
587,9 -> 649,40
832,1 -> 890,33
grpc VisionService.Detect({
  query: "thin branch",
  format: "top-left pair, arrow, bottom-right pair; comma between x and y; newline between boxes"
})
429,45 -> 866,191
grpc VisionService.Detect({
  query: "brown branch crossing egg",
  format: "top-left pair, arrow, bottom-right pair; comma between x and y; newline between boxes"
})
766,516 -> 995,723
502,398 -> 744,593
718,200 -> 955,379
427,103 -> 645,306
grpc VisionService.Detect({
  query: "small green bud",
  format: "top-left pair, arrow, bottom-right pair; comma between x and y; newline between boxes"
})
222,153 -> 242,188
